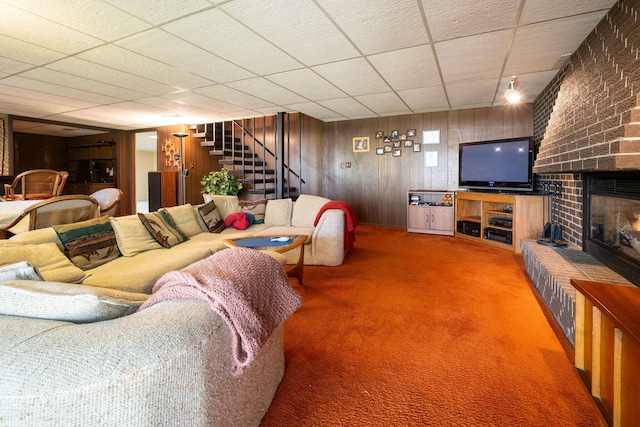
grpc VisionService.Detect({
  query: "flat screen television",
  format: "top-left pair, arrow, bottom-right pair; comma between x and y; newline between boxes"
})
459,137 -> 534,192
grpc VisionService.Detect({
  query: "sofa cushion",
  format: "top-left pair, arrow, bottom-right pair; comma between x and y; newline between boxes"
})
0,242 -> 86,283
291,195 -> 331,227
138,212 -> 187,248
264,198 -> 292,226
209,195 -> 241,219
239,198 -> 267,224
198,201 -> 225,233
0,280 -> 148,323
54,216 -> 121,270
160,204 -> 206,237
110,215 -> 163,256
8,227 -> 65,250
0,261 -> 43,281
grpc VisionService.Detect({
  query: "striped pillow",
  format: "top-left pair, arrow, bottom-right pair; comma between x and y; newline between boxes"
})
198,201 -> 225,233
138,212 -> 187,248
55,216 -> 121,270
239,198 -> 267,224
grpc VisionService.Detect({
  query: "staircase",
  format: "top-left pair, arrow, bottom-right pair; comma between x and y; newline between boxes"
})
189,114 -> 303,199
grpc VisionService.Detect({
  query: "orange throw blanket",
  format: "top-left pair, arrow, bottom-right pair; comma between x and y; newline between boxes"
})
314,201 -> 358,251
139,248 -> 302,376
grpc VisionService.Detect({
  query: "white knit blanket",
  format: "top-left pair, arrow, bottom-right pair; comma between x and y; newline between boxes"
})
139,248 -> 302,376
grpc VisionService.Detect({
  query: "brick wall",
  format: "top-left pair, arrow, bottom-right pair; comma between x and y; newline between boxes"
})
533,0 -> 640,246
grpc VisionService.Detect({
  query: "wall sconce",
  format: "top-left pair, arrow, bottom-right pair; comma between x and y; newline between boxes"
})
504,76 -> 521,104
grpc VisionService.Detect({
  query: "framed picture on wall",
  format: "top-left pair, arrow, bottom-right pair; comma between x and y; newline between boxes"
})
384,145 -> 392,153
407,129 -> 416,137
392,149 -> 402,157
392,141 -> 401,148
375,131 -> 383,139
413,143 -> 421,152
376,147 -> 384,155
353,137 -> 370,152
391,130 -> 399,139
404,140 -> 413,147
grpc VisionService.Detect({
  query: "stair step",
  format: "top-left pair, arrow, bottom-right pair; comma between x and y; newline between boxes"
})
239,178 -> 276,184
222,151 -> 257,158
192,132 -> 207,138
220,159 -> 266,167
249,188 -> 297,195
227,169 -> 275,175
200,141 -> 217,147
209,149 -> 224,156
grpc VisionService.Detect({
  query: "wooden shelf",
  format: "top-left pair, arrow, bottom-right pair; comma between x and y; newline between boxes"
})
454,191 -> 544,253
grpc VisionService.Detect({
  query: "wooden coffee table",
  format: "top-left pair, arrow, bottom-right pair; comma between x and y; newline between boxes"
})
222,235 -> 306,285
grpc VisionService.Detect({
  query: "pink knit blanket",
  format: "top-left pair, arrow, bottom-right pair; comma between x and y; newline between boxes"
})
139,248 -> 302,376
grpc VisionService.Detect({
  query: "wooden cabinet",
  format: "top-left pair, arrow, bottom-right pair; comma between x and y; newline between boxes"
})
64,182 -> 116,195
407,190 -> 454,236
148,171 -> 178,212
454,191 -> 544,253
68,141 -> 117,185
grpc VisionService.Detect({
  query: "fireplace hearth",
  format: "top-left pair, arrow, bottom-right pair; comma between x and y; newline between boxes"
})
584,172 -> 640,286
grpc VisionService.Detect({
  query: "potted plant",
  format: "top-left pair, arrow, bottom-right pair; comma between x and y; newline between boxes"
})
200,168 -> 243,202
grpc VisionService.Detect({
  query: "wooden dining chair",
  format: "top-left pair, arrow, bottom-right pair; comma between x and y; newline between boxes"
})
3,169 -> 69,201
90,188 -> 123,217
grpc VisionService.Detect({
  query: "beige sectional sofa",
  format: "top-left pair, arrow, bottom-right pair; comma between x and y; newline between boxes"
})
0,194 -> 346,426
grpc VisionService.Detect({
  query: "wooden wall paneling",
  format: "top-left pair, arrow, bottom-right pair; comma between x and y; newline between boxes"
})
474,108 -> 488,142
384,115 -> 404,226
431,111 -> 450,191
300,114 -> 323,196
115,131 -> 134,215
399,114 -> 424,228
513,103 -> 534,137
485,106 -> 504,141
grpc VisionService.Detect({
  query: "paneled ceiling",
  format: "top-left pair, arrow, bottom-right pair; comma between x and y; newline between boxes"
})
1,0 -> 615,135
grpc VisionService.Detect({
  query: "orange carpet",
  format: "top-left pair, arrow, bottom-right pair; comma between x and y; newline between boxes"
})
261,225 -> 603,426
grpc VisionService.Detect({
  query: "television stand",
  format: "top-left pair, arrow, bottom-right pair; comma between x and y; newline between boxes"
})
454,192 -> 545,253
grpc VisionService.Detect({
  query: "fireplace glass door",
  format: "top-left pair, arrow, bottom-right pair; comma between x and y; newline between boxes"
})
589,194 -> 640,267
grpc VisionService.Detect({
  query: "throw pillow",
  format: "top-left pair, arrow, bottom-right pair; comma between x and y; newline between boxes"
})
264,198 -> 293,226
0,280 -> 149,323
0,242 -> 86,283
138,212 -> 187,248
290,194 -> 331,227
0,261 -> 43,281
198,201 -> 225,233
160,204 -> 206,237
110,216 -> 163,257
223,212 -> 254,230
239,198 -> 267,224
54,216 -> 121,270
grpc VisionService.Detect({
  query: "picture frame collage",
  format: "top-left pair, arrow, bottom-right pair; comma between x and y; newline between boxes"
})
372,129 -> 419,157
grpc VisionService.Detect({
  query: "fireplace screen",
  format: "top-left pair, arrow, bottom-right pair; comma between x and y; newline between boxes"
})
590,194 -> 640,265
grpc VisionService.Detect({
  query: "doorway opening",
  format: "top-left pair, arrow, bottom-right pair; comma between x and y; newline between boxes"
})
135,131 -> 157,213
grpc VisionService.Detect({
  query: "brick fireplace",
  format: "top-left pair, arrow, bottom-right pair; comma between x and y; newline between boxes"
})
532,1 -> 640,284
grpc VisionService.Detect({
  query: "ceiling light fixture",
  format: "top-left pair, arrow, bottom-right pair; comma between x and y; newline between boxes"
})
504,76 -> 521,104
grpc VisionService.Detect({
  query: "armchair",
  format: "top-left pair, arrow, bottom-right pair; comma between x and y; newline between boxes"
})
3,169 -> 69,201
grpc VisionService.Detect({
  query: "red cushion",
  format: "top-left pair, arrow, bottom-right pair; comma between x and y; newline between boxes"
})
224,212 -> 250,230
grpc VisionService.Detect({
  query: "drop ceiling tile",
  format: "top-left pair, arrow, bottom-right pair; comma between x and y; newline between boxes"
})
0,83 -> 97,109
194,85 -> 276,110
21,67 -> 147,100
1,0 -> 151,40
446,80 -> 498,108
435,29 -> 512,83
162,8 -> 302,75
115,29 -> 255,83
397,86 -> 449,112
0,57 -> 34,75
505,13 -> 609,75
50,105 -> 161,127
284,102 -> 345,121
103,0 -> 213,24
221,0 -> 359,66
0,34 -> 65,66
368,45 -> 439,91
422,0 -> 519,42
317,0 -> 429,55
0,3 -> 102,54
312,58 -> 390,97
317,97 -> 375,119
46,57 -> 176,95
226,78 -> 308,105
0,92 -> 81,116
265,69 -> 346,101
78,45 -> 213,89
520,0 -> 615,25
1,75 -> 123,104
160,91 -> 247,114
354,92 -> 411,117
